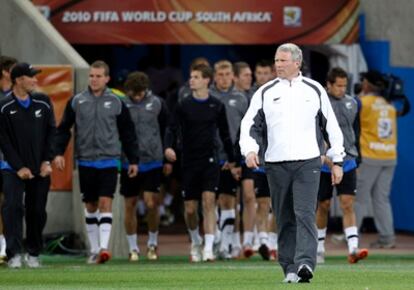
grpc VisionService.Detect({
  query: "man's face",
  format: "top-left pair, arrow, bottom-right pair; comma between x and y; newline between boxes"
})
255,65 -> 273,86
327,77 -> 347,99
89,67 -> 109,93
274,51 -> 300,80
16,75 -> 38,93
214,67 -> 234,91
1,69 -> 11,82
234,67 -> 252,91
128,90 -> 146,102
189,70 -> 209,91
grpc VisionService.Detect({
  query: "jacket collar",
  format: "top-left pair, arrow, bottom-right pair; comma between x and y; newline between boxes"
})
277,71 -> 303,85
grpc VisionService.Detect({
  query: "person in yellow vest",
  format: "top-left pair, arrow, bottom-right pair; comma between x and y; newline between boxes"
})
354,70 -> 397,249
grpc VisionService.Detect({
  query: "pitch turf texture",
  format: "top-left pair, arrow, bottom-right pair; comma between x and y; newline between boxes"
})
1,254 -> 414,289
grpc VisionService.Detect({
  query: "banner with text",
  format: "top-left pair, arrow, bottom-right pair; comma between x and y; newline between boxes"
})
33,0 -> 359,44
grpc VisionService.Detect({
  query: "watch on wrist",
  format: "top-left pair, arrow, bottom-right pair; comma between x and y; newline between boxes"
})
333,162 -> 343,167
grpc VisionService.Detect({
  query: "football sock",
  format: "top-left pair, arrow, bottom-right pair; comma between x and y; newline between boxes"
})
317,227 -> 327,253
99,212 -> 113,250
126,234 -> 139,252
85,209 -> 100,254
345,226 -> 359,253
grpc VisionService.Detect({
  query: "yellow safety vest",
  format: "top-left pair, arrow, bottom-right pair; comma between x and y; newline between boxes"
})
359,95 -> 397,160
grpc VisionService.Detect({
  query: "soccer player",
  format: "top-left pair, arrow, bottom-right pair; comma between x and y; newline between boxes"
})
164,63 -> 235,262
233,61 -> 254,101
316,67 -> 368,264
54,60 -> 138,264
121,71 -> 169,261
210,60 -> 248,259
251,59 -> 275,92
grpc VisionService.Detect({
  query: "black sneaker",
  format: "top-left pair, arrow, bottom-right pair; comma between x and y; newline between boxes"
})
258,244 -> 270,261
297,264 -> 313,283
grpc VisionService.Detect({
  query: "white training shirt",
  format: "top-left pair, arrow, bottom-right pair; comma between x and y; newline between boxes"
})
239,73 -> 345,163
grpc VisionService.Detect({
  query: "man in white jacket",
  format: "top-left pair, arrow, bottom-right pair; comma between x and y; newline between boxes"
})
240,43 -> 345,283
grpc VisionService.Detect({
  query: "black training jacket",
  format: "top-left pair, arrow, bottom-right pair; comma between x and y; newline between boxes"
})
0,92 -> 56,174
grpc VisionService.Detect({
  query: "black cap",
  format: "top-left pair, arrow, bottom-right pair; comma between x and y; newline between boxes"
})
10,62 -> 41,81
361,70 -> 386,87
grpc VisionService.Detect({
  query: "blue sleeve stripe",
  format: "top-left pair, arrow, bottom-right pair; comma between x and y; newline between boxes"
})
123,161 -> 163,172
77,159 -> 119,169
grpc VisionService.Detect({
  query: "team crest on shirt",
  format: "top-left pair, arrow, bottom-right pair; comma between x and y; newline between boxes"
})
35,109 -> 42,118
228,99 -> 237,107
145,103 -> 153,111
345,102 -> 353,109
104,101 -> 112,108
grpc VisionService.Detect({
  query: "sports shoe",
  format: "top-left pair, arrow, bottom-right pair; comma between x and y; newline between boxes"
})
348,248 -> 368,264
0,255 -> 7,265
283,273 -> 298,283
202,249 -> 215,262
231,246 -> 241,259
218,249 -> 231,260
243,244 -> 254,258
147,245 -> 158,261
86,253 -> 98,264
370,240 -> 396,249
297,264 -> 313,283
258,244 -> 270,260
8,255 -> 22,269
269,249 -> 278,261
317,251 -> 325,264
25,254 -> 41,268
190,243 -> 202,263
253,238 -> 260,252
97,249 -> 111,264
129,250 -> 139,262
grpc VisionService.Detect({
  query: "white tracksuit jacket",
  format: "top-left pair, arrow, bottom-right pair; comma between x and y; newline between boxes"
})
239,73 -> 345,163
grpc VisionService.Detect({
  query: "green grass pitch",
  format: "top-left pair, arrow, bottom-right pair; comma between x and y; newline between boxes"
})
1,254 -> 414,289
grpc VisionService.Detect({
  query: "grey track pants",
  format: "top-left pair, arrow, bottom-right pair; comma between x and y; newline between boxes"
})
265,157 -> 321,275
354,162 -> 396,243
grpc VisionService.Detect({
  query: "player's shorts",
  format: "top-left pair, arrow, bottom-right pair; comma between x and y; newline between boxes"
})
254,171 -> 270,198
181,161 -> 220,201
241,163 -> 255,180
318,169 -> 357,201
78,166 -> 118,203
170,155 -> 182,180
120,167 -> 162,197
218,169 -> 238,197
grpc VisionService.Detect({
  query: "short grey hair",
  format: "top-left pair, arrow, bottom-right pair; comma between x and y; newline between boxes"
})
276,43 -> 303,65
